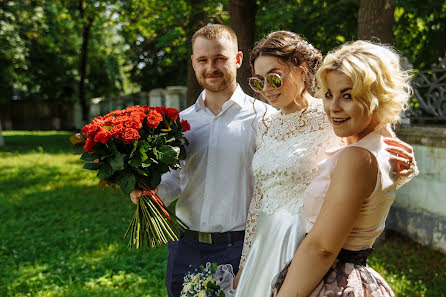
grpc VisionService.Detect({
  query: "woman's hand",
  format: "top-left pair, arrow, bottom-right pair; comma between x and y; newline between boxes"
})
233,267 -> 243,289
384,137 -> 418,177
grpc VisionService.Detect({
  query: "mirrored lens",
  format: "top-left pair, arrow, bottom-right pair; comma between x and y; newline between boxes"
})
267,73 -> 282,89
249,78 -> 264,92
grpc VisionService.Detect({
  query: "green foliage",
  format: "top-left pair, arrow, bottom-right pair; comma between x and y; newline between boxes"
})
118,0 -> 229,91
256,0 -> 359,55
0,0 -> 127,104
393,0 -> 446,69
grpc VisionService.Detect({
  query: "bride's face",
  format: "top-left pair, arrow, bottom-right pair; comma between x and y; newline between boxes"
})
253,55 -> 304,114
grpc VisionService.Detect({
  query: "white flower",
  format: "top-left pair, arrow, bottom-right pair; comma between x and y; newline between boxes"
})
181,282 -> 193,293
192,274 -> 201,283
198,290 -> 207,297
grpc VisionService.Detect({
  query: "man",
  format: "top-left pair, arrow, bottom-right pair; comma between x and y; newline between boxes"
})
131,24 -> 275,296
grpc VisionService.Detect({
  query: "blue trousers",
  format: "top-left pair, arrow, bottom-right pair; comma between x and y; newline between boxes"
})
165,234 -> 243,297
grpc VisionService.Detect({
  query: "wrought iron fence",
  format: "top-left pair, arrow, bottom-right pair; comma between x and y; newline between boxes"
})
407,54 -> 446,125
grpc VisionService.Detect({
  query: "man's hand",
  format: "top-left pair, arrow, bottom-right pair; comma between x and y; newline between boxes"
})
130,186 -> 160,204
130,189 -> 143,205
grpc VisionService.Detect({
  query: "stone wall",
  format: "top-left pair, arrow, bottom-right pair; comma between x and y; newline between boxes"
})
388,125 -> 446,253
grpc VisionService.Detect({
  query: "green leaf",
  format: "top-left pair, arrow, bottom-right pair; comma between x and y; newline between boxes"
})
83,162 -> 101,170
107,141 -> 119,153
80,152 -> 99,162
157,145 -> 180,165
92,143 -> 108,155
117,174 -> 136,195
97,162 -> 113,179
109,152 -> 125,171
130,140 -> 139,157
129,154 -> 143,168
148,171 -> 161,189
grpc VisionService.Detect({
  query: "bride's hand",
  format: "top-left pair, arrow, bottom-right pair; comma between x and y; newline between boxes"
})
233,267 -> 243,289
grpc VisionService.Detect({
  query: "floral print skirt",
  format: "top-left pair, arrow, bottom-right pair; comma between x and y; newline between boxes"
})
270,249 -> 395,297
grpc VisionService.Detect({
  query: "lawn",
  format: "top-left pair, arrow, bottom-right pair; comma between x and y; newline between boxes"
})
0,131 -> 445,297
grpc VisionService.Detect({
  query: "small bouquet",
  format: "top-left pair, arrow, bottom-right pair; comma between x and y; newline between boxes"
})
181,263 -> 235,297
71,105 -> 190,248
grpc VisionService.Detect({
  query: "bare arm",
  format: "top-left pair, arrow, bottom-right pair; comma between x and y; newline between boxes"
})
276,147 -> 378,297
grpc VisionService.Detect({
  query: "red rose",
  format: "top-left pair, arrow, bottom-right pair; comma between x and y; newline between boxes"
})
113,115 -> 130,126
123,128 -> 141,143
103,116 -> 114,126
146,110 -> 163,129
166,108 -> 179,121
154,106 -> 167,116
105,110 -> 123,117
125,119 -> 143,130
111,124 -> 125,140
129,111 -> 146,123
94,128 -> 112,144
82,119 -> 102,139
180,119 -> 190,131
83,138 -> 96,153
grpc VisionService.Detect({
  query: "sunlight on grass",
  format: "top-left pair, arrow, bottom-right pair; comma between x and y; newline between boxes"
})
1,131 -> 168,297
1,131 -> 445,297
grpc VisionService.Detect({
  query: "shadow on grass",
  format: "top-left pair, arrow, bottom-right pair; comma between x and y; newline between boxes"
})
0,182 -> 168,296
370,230 -> 446,296
0,131 -> 75,154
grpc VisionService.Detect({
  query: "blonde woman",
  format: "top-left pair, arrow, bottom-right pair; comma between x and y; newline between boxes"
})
272,40 -> 417,297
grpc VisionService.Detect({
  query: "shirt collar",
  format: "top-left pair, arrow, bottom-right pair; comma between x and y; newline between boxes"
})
194,84 -> 245,112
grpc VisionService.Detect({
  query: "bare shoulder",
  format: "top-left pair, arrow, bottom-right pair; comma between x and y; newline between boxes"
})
332,146 -> 379,200
335,146 -> 378,182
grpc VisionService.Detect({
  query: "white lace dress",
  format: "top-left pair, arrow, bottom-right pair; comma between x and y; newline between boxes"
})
235,100 -> 341,297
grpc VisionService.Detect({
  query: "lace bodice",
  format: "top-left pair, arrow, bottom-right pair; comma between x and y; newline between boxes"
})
240,100 -> 342,268
253,100 -> 340,214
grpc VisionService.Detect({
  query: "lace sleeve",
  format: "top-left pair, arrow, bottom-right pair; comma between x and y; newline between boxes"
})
239,179 -> 263,269
239,118 -> 267,269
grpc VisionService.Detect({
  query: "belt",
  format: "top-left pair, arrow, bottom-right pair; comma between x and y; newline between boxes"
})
183,230 -> 245,245
337,247 -> 374,266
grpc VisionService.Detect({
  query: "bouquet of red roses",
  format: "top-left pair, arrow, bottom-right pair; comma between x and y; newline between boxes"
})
74,105 -> 190,248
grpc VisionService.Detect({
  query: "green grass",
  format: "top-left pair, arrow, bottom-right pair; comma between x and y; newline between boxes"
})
0,131 -> 168,297
1,131 -> 445,296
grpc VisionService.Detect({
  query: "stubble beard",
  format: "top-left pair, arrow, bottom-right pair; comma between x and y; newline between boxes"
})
197,70 -> 236,93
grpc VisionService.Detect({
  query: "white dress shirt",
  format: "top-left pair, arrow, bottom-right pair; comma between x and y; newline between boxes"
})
157,85 -> 276,232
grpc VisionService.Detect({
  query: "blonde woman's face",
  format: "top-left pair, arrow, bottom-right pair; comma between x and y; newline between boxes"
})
253,55 -> 304,114
323,71 -> 378,144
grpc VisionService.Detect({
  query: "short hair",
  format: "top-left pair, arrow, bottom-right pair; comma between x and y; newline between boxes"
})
191,24 -> 238,50
249,31 -> 322,94
316,40 -> 412,127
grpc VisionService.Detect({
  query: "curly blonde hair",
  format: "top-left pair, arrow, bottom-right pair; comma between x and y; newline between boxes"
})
316,40 -> 412,128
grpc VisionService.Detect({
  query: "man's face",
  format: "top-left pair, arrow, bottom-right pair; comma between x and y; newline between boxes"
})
191,37 -> 242,93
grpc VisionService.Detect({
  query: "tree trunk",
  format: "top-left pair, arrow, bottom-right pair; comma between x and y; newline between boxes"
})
358,0 -> 395,44
0,122 -> 4,146
78,1 -> 94,124
229,0 -> 257,95
185,0 -> 206,108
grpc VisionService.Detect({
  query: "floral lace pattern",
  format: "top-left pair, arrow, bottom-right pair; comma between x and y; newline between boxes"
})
239,100 -> 341,268
254,101 -> 340,215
